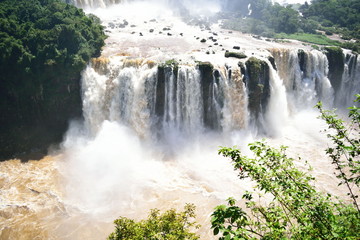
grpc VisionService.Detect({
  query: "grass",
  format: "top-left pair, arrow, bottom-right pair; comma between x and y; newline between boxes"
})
274,33 -> 341,46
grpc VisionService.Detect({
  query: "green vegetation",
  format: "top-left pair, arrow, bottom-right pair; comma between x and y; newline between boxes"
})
108,204 -> 200,240
211,98 -> 360,239
0,0 -> 106,159
159,59 -> 179,74
222,0 -> 360,52
301,0 -> 360,39
275,33 -> 340,46
0,0 -> 105,75
224,52 -> 247,59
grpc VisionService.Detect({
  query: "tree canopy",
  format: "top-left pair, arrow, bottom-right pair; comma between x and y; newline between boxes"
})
221,0 -> 360,52
0,0 -> 106,159
0,0 -> 106,76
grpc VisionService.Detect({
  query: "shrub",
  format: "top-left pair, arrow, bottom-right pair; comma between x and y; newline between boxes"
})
212,97 -> 360,239
108,204 -> 200,240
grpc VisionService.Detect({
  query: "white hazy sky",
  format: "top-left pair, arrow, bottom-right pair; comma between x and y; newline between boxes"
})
274,0 -> 309,4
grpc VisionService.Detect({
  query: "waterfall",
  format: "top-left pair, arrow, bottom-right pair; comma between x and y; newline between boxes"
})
70,0 -> 123,8
265,59 -> 289,136
270,49 -> 334,112
337,52 -> 360,107
81,48 -> 352,141
81,57 -> 252,140
82,58 -> 158,138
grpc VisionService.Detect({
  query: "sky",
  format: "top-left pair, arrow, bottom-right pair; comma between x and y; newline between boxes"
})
273,0 -> 308,4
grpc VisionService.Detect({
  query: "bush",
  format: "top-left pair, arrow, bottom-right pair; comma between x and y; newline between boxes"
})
211,97 -> 360,239
108,204 -> 200,240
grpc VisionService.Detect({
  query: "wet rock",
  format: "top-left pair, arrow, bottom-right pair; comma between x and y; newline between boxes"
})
214,43 -> 218,46
200,38 -> 206,43
167,33 -> 172,36
233,46 -> 240,50
180,33 -> 183,36
139,32 -> 143,36
238,61 -> 246,75
267,56 -> 277,70
324,47 -> 345,92
108,22 -> 115,29
245,57 -> 270,130
225,52 -> 247,59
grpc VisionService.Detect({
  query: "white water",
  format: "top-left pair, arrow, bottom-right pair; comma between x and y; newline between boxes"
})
1,1 -> 359,239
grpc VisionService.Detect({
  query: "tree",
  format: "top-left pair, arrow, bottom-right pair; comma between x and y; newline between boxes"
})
108,204 -> 200,240
211,98 -> 360,239
0,0 -> 106,159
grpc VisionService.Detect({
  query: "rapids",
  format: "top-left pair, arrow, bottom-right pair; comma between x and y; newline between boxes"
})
1,1 -> 359,239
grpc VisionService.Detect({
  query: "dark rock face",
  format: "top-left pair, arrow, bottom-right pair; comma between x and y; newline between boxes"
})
325,47 -> 345,93
245,57 -> 270,129
197,62 -> 223,130
0,69 -> 83,160
297,49 -> 306,74
267,56 -> 277,71
155,63 -> 179,127
155,66 -> 166,122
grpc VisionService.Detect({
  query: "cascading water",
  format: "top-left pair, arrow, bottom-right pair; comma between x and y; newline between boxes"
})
81,57 -> 250,140
2,1 -> 360,239
270,48 -> 334,111
337,51 -> 360,107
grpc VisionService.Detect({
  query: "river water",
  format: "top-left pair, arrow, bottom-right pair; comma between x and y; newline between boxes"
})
1,1 -> 359,239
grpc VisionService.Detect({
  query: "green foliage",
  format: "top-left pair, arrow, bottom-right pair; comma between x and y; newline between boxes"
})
300,0 -> 360,40
316,97 -> 360,212
225,52 -> 247,59
108,204 -> 200,240
212,98 -> 360,239
0,0 -> 106,75
0,0 -> 106,159
274,33 -> 340,46
223,0 -> 359,48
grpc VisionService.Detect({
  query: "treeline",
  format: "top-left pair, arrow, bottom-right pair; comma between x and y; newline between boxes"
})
0,0 -> 106,159
301,0 -> 360,39
0,0 -> 105,75
222,0 -> 360,52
